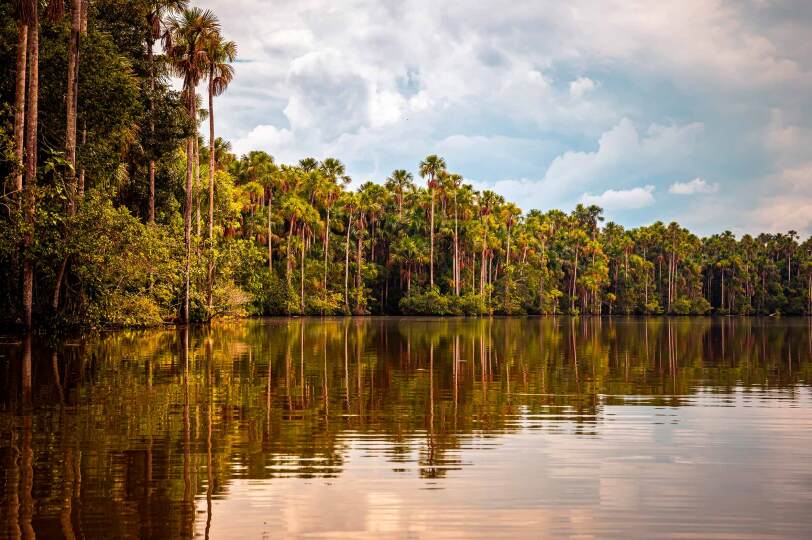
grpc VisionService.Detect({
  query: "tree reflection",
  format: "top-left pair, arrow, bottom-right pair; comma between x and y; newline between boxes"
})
0,318 -> 810,537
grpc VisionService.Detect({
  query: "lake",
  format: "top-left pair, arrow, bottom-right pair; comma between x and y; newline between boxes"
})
1,317 -> 811,539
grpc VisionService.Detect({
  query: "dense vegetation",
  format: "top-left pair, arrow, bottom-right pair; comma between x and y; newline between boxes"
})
1,1 -> 811,328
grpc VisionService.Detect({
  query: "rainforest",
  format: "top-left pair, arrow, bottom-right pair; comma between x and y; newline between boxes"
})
1,1 -> 811,329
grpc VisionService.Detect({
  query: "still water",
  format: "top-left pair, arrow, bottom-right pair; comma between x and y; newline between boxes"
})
1,317 -> 811,539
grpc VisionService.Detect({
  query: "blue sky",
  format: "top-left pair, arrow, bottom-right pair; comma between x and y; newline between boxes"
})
197,0 -> 812,235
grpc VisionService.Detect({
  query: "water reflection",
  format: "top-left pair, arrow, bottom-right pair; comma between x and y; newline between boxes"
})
0,317 -> 810,539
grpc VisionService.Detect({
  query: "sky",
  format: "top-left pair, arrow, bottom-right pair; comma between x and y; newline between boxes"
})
195,0 -> 812,236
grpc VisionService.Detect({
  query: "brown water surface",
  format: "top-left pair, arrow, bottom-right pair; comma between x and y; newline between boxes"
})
1,317 -> 811,539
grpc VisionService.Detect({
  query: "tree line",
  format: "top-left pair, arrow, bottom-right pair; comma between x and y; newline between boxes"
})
1,1 -> 811,328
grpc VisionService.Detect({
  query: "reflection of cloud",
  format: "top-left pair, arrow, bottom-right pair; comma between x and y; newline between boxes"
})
196,391 -> 812,538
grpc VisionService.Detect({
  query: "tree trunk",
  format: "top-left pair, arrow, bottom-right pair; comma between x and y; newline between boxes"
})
13,21 -> 28,202
286,219 -> 296,286
480,247 -> 486,296
429,186 -> 435,288
454,193 -> 459,296
356,229 -> 363,308
53,0 -> 84,313
323,208 -> 330,291
571,247 -> 579,313
195,136 -> 201,238
78,123 -> 86,199
22,7 -> 39,330
268,189 -> 273,275
65,0 -> 81,214
344,214 -> 352,311
300,227 -> 306,314
182,84 -> 195,324
147,34 -> 156,223
207,78 -> 215,313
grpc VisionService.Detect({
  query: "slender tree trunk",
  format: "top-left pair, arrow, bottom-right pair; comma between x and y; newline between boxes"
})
78,123 -> 85,198
268,188 -> 273,275
571,247 -> 579,313
323,208 -> 330,291
195,136 -> 201,238
207,78 -> 216,313
13,21 -> 28,202
65,0 -> 81,214
300,227 -> 306,314
721,270 -> 725,313
344,214 -> 352,311
286,219 -> 296,286
429,187 -> 435,288
454,193 -> 459,296
22,7 -> 39,330
148,35 -> 156,223
356,228 -> 363,310
53,0 -> 84,313
182,85 -> 195,324
480,247 -> 486,296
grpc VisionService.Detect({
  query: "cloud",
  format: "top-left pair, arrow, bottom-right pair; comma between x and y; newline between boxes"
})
580,186 -> 656,210
533,118 -> 704,205
668,178 -> 720,195
197,0 -> 812,234
569,77 -> 599,98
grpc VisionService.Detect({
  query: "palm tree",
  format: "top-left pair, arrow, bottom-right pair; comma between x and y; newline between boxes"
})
204,34 -> 236,313
242,151 -> 277,273
319,158 -> 348,293
418,155 -> 446,288
167,7 -> 220,323
298,157 -> 318,172
341,193 -> 359,311
444,172 -> 463,295
146,0 -> 187,223
384,169 -> 413,219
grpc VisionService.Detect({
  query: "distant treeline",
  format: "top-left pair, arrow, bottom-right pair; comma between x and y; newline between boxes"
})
1,1 -> 811,328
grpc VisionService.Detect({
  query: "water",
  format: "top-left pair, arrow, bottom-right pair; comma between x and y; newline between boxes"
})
1,317 -> 811,539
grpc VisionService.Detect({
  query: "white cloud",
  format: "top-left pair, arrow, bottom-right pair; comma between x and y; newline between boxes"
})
668,178 -> 720,195
580,186 -> 656,210
532,118 -> 703,205
196,0 -> 812,233
569,77 -> 599,98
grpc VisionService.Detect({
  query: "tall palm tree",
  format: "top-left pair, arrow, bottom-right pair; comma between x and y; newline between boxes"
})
319,158 -> 347,293
203,34 -> 236,312
341,193 -> 359,311
385,169 -> 413,219
444,172 -> 463,295
146,0 -> 187,223
167,7 -> 220,323
419,155 -> 446,288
